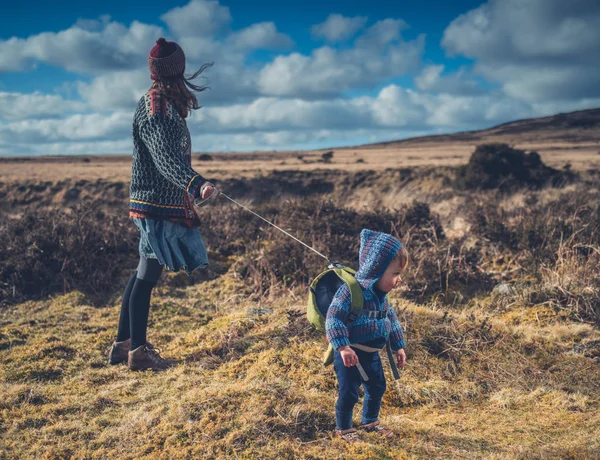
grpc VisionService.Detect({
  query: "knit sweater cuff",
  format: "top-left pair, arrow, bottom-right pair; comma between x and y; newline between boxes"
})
329,336 -> 351,351
187,174 -> 207,199
391,338 -> 406,351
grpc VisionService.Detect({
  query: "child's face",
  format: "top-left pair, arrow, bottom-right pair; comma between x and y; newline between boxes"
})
376,258 -> 405,293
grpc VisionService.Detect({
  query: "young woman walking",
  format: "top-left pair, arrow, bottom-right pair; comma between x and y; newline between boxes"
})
108,37 -> 218,371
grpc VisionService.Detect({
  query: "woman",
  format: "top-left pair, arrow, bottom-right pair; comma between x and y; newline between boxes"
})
107,37 -> 218,371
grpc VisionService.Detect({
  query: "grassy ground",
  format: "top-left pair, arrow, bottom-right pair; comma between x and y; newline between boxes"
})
1,138 -> 598,184
1,273 -> 599,459
2,145 -> 600,458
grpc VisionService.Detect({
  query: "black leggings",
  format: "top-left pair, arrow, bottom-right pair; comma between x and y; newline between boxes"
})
116,257 -> 163,350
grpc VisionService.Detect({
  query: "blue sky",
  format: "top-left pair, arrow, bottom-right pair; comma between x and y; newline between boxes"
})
0,0 -> 599,156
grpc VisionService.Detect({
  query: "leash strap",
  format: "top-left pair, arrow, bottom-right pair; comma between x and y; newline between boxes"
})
219,192 -> 331,263
204,189 -> 401,382
351,342 -> 401,381
386,340 -> 401,380
349,343 -> 373,381
355,362 -> 369,381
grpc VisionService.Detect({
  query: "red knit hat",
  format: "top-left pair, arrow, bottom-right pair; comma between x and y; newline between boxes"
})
148,37 -> 186,81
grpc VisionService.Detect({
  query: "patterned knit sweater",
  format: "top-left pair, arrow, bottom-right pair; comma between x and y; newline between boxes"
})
325,229 -> 407,351
129,89 -> 206,223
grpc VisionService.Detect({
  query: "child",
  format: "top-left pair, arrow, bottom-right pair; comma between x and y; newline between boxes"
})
107,37 -> 217,371
326,229 -> 409,442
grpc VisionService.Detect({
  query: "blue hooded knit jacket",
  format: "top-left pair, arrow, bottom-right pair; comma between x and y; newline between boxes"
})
325,229 -> 407,351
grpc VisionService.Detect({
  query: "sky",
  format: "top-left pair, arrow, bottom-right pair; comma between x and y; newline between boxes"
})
0,0 -> 599,156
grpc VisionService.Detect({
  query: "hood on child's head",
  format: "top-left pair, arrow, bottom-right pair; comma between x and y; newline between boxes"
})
355,229 -> 403,289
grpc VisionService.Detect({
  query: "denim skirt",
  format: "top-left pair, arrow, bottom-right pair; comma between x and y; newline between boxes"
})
133,217 -> 208,274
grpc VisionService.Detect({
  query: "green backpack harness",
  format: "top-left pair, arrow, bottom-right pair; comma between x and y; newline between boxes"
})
307,263 -> 401,381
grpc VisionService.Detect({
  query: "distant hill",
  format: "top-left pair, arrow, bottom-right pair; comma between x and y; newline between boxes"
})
358,108 -> 600,149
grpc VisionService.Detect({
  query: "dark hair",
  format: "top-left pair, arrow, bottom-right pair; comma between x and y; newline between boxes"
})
150,62 -> 214,118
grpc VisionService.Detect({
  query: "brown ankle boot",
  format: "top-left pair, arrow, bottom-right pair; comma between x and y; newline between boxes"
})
361,420 -> 393,438
335,427 -> 361,443
107,338 -> 131,365
128,343 -> 175,371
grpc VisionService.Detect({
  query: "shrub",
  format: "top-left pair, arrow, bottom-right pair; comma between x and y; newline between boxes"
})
466,189 -> 600,269
465,188 -> 600,324
223,199 -> 490,303
455,143 -> 574,192
321,151 -> 334,163
1,196 -> 493,306
0,205 -> 138,306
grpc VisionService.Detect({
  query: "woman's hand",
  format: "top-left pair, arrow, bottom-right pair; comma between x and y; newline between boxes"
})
201,183 -> 220,200
396,349 -> 407,368
201,184 -> 214,199
338,346 -> 359,367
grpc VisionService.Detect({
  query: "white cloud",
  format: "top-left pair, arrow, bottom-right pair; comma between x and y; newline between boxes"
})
489,64 -> 600,102
529,97 -> 600,118
355,18 -> 409,48
259,21 -> 425,98
74,13 -> 424,111
0,112 -> 131,144
370,86 -> 427,128
0,80 -> 547,156
184,84 -> 536,136
77,69 -> 151,111
422,92 -> 534,126
189,96 -> 372,132
0,38 -> 37,72
0,2 -> 425,106
160,0 -> 232,38
311,14 -> 368,42
414,65 -> 486,96
0,92 -> 86,120
415,65 -> 445,90
227,22 -> 294,50
443,0 -> 600,62
76,55 -> 261,111
0,143 -> 37,156
31,139 -> 133,156
442,0 -> 600,102
0,17 -> 163,73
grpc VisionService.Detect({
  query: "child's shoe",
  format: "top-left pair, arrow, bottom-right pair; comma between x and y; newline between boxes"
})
128,343 -> 175,371
107,338 -> 131,365
361,420 -> 393,438
335,427 -> 361,443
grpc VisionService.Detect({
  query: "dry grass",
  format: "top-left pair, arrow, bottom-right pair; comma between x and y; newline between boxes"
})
2,143 -> 600,458
1,279 -> 599,459
0,137 -> 597,184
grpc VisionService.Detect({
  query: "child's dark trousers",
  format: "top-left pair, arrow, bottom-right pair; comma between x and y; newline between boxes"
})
333,347 -> 386,430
